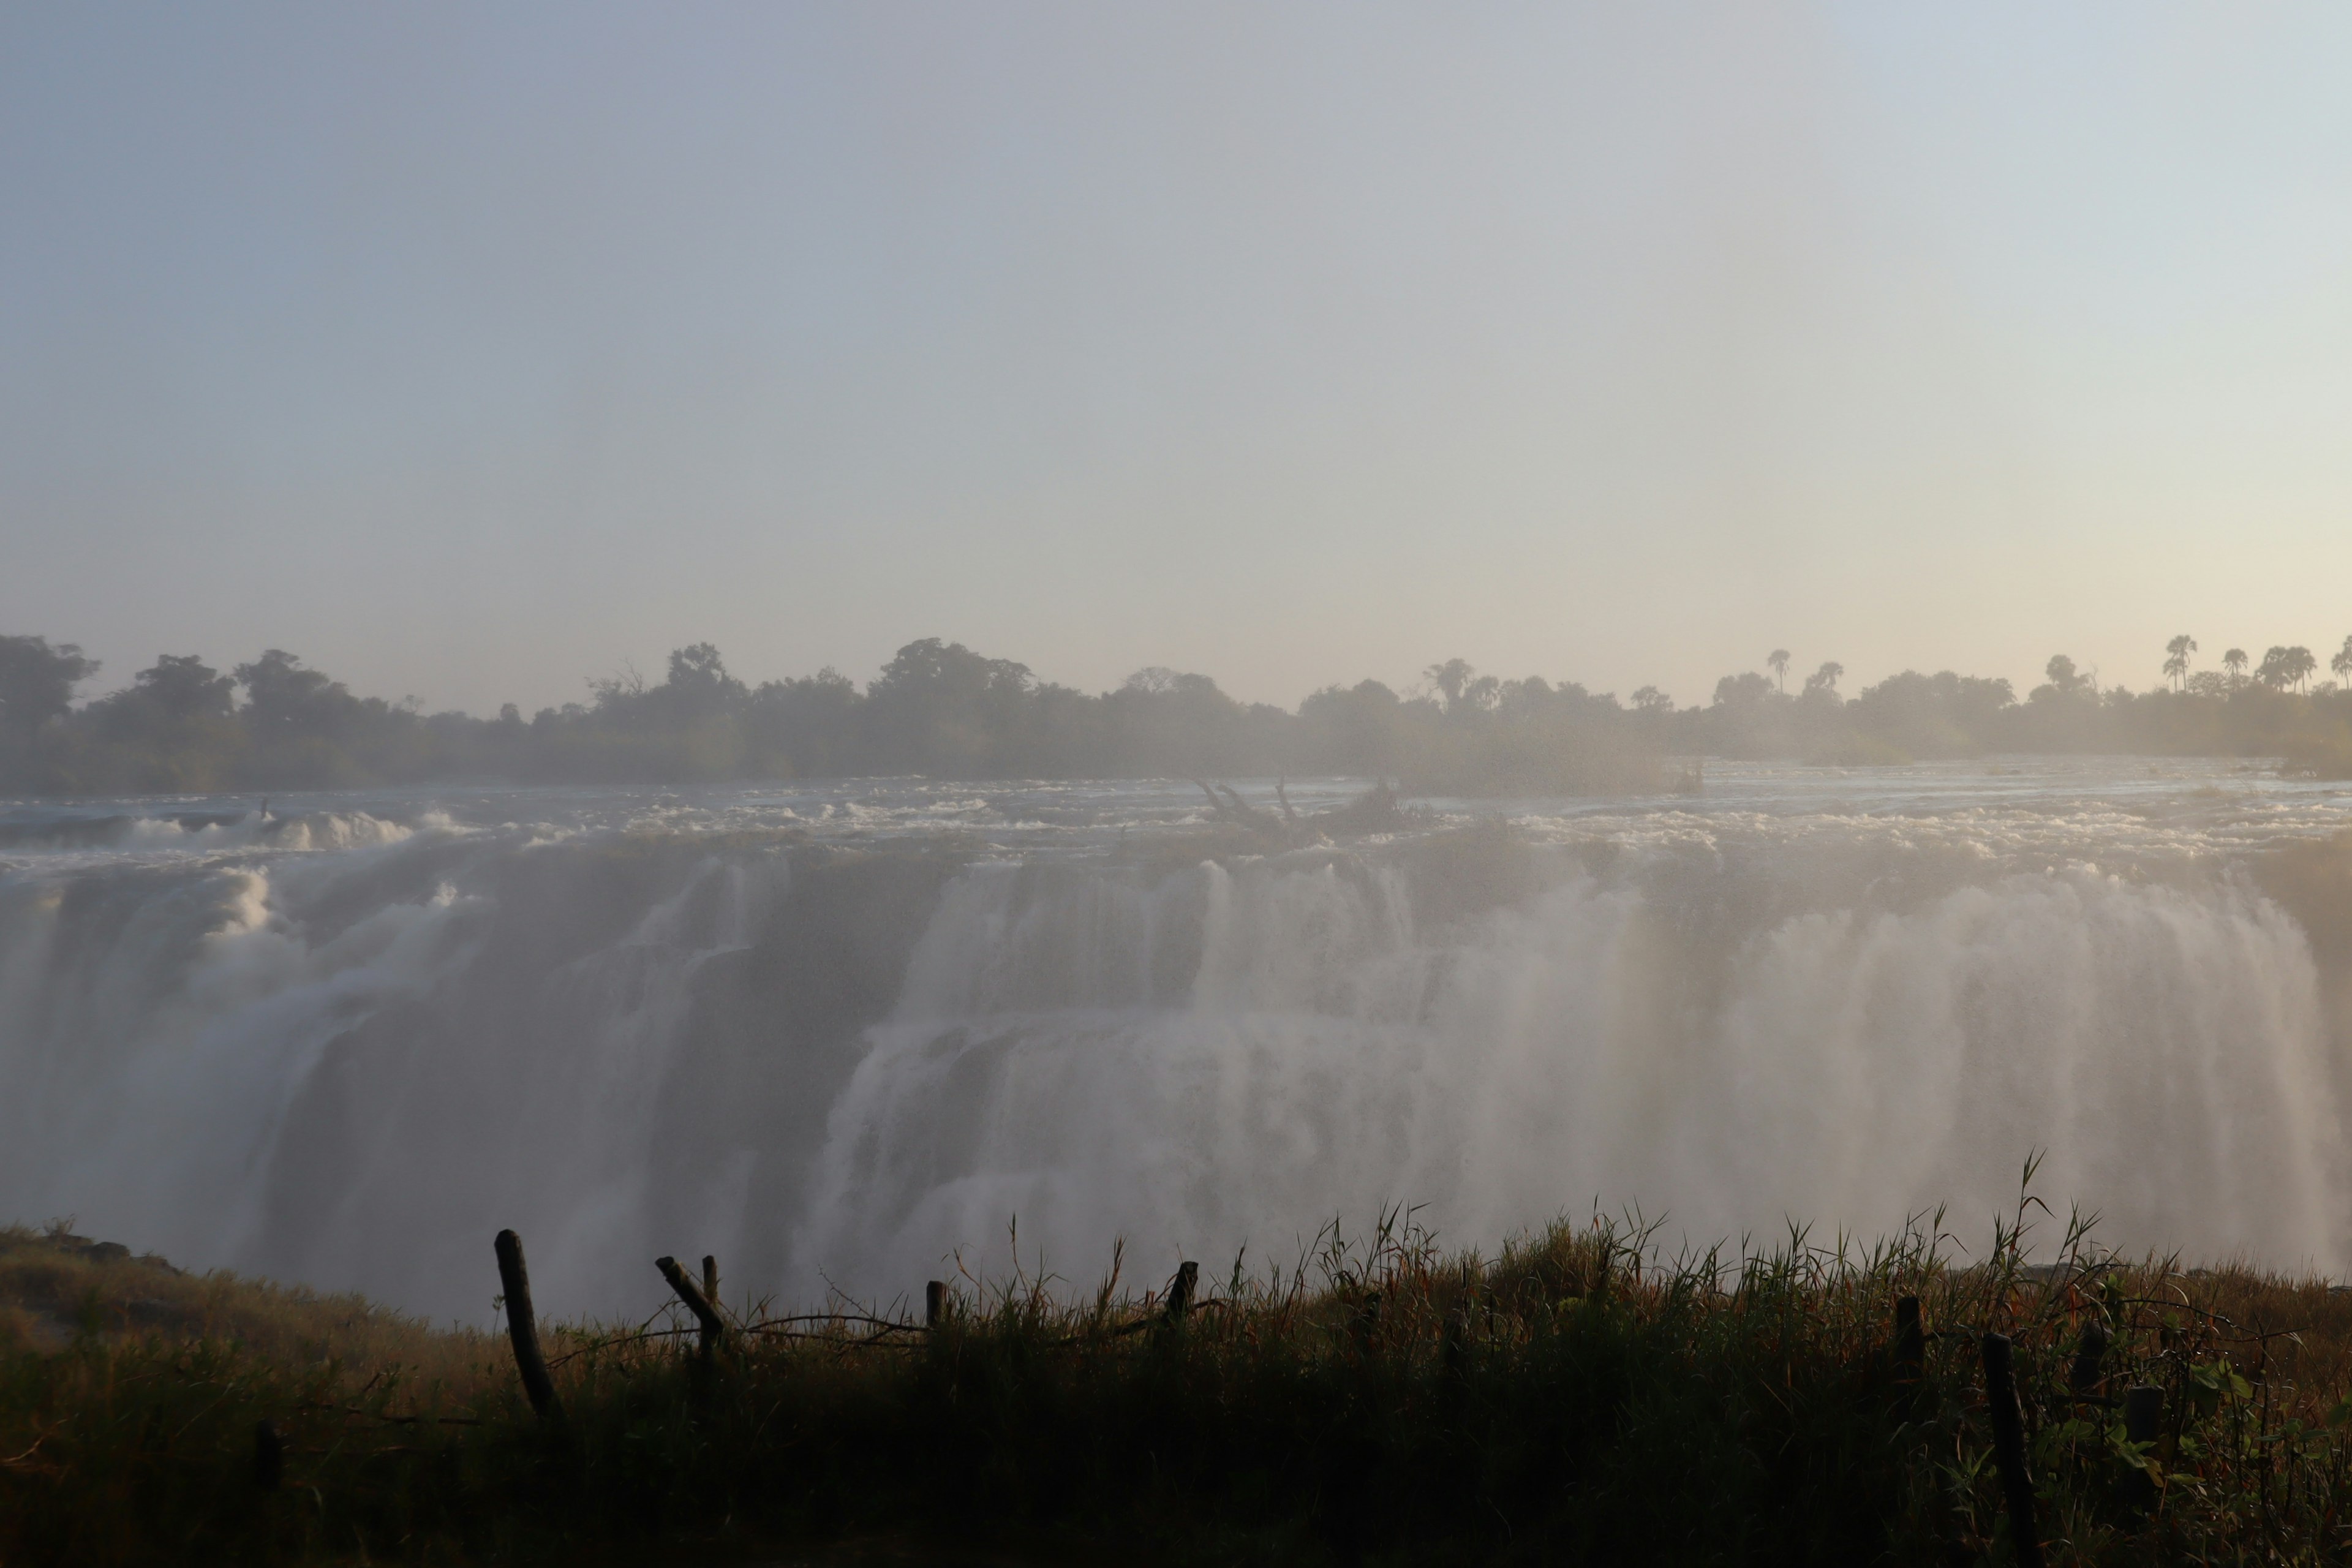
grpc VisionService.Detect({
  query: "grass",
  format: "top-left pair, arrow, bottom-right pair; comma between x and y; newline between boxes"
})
7,1176 -> 2352,1566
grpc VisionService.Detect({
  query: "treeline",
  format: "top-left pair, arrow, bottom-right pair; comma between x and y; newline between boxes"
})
4,631 -> 2350,797
1699,645 -> 2352,774
0,636 -> 1666,795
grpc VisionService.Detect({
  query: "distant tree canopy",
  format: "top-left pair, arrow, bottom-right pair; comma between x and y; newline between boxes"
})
0,636 -> 99,742
5,631 -> 2352,797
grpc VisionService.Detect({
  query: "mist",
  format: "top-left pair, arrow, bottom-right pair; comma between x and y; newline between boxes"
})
8,4 -> 2352,714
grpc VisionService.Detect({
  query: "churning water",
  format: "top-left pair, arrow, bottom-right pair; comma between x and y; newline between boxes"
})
4,761 -> 2351,1323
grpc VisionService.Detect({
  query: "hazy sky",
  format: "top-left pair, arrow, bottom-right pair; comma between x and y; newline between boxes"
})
6,3 -> 2351,715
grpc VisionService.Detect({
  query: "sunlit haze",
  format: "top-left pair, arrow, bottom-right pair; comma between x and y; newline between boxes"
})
7,3 -> 2351,713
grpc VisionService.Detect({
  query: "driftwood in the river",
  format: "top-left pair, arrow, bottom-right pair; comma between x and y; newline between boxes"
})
1191,778 -> 1415,847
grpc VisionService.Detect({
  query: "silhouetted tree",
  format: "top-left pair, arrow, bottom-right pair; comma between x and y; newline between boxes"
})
1801,662 -> 1843,698
1768,649 -> 1790,693
235,650 -> 365,739
1297,679 -> 1406,774
863,638 -> 1043,775
2334,636 -> 2352,684
0,635 -> 98,739
2164,634 -> 2197,692
1423,659 -> 1476,713
1712,672 -> 1774,706
92,655 -> 234,739
2260,645 -> 2317,693
1849,671 -> 2015,757
2223,647 -> 2249,686
2291,646 -> 2318,692
2040,654 -> 2084,698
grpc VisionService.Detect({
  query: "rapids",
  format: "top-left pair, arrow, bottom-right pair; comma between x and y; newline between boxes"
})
2,761 -> 2350,1322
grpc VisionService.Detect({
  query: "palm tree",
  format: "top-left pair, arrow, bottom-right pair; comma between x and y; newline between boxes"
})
2255,646 -> 2313,692
2332,635 -> 2352,684
1768,649 -> 1790,694
1802,661 -> 1843,698
2163,634 -> 2196,692
2223,647 -> 2248,687
1423,659 -> 1474,710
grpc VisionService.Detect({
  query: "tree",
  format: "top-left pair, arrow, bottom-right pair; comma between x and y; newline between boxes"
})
1297,679 -> 1404,773
1711,672 -> 1774,706
656,643 -> 747,717
2253,646 -> 2314,692
1849,670 -> 2015,756
666,643 -> 742,695
2163,634 -> 2196,692
92,655 -> 235,739
1768,649 -> 1790,693
131,655 -> 235,720
2223,647 -> 2248,686
0,635 -> 98,739
1801,662 -> 1843,698
2043,654 -> 2082,696
1630,685 -> 1674,714
863,638 -> 1040,774
1423,659 -> 1476,712
2332,635 -> 2352,684
235,650 -> 361,739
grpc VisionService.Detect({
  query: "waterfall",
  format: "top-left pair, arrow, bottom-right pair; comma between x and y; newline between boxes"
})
1,787 -> 2343,1321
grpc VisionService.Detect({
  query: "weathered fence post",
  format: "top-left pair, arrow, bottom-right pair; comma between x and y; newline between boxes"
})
494,1229 -> 564,1422
253,1419 -> 284,1491
1893,1295 -> 1923,1385
1163,1261 -> 1199,1324
925,1280 -> 947,1328
2122,1384 -> 2165,1512
2069,1321 -> 2109,1399
1980,1333 -> 2045,1568
657,1255 -> 729,1360
702,1254 -> 719,1312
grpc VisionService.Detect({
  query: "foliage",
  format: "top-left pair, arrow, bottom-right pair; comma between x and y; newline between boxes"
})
0,640 -> 1677,797
12,628 -> 2352,794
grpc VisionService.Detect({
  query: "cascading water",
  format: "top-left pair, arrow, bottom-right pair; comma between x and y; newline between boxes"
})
1,763 -> 2347,1323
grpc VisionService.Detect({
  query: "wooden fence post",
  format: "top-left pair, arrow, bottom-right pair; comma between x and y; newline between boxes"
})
2069,1322 -> 2109,1399
657,1255 -> 730,1360
1163,1261 -> 1199,1324
2122,1384 -> 2164,1512
494,1229 -> 564,1422
1893,1295 -> 1923,1385
702,1255 -> 718,1313
253,1419 -> 284,1491
925,1280 -> 947,1328
1980,1333 -> 2045,1568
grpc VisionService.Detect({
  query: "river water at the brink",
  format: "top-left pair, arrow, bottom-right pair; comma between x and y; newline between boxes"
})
5,760 -> 2352,1324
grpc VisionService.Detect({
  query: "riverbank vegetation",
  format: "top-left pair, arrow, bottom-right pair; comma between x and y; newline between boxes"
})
4,630 -> 2351,795
6,1196 -> 2352,1565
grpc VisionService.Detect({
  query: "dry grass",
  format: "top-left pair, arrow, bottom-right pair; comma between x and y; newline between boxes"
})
0,1223 -> 485,1379
6,1191 -> 2352,1566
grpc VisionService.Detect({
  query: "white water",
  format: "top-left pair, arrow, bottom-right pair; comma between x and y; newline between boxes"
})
2,761 -> 2349,1322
